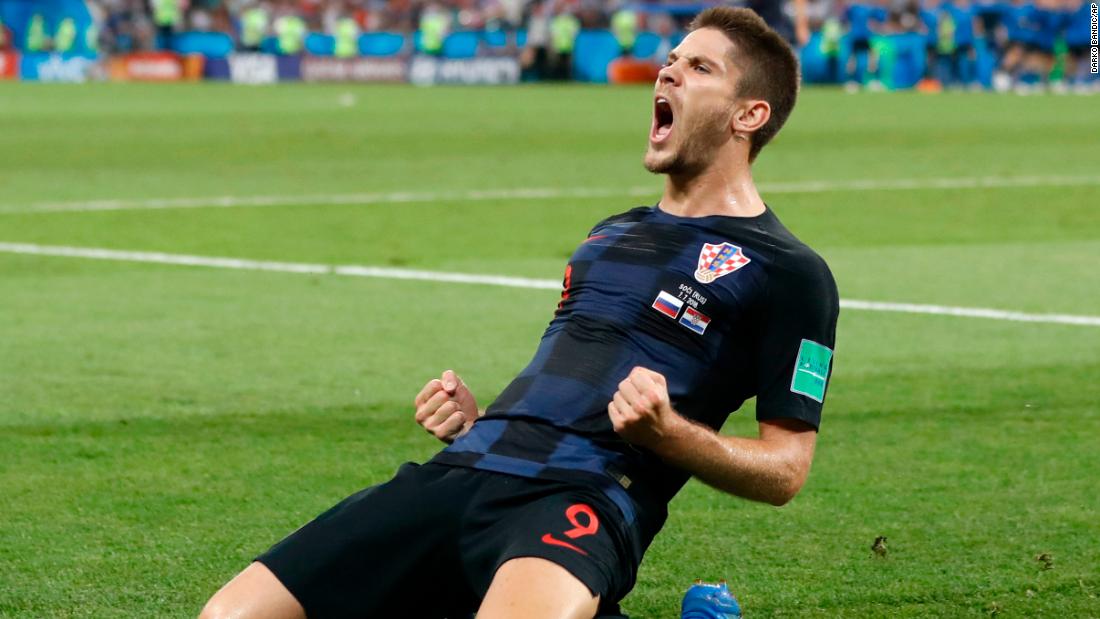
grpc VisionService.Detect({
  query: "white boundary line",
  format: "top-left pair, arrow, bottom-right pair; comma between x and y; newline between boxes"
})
2,242 -> 1098,328
3,174 -> 1099,215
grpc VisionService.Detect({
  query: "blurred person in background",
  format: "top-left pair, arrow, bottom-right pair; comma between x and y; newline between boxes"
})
150,0 -> 186,49
188,0 -> 214,31
418,1 -> 450,55
0,13 -> 11,51
480,0 -> 509,32
101,0 -> 151,52
973,0 -> 1009,56
54,14 -> 79,53
550,2 -> 580,79
85,0 -> 106,53
878,0 -> 926,89
325,0 -> 361,57
239,1 -> 270,50
800,0 -> 844,82
842,0 -> 888,90
916,0 -> 941,90
935,0 -> 979,89
25,11 -> 51,51
1009,0 -> 1063,92
992,0 -> 1030,89
273,0 -> 307,54
610,0 -> 637,56
521,0 -> 552,79
1062,0 -> 1095,93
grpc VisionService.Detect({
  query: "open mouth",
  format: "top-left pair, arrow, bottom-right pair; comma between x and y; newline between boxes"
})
651,96 -> 674,143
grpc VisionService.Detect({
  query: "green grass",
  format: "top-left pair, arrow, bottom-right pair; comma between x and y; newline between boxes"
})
1,83 -> 1098,618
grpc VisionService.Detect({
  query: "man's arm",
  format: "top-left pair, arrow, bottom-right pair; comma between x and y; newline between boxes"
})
609,367 -> 817,506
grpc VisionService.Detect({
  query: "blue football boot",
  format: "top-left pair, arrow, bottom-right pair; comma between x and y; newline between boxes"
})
680,580 -> 743,619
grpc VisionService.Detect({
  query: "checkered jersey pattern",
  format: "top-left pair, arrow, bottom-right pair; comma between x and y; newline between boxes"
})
432,205 -> 838,552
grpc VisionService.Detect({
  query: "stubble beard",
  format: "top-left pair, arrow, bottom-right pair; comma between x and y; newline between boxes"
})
644,137 -> 705,177
642,116 -> 726,178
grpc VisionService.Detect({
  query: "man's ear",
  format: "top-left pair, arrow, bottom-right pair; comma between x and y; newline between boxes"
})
731,99 -> 771,142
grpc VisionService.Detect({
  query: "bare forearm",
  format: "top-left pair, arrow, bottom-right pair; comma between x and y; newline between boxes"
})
607,367 -> 817,506
650,416 -> 811,506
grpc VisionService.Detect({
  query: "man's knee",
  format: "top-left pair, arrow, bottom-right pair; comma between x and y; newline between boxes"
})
197,598 -> 229,619
197,562 -> 305,619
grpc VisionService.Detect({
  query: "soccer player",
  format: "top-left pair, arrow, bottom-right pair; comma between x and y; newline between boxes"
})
936,0 -> 980,89
200,7 -> 838,619
843,0 -> 889,90
1063,0 -> 1097,93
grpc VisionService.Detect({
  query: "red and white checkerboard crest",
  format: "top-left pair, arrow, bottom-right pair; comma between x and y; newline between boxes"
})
694,242 -> 751,283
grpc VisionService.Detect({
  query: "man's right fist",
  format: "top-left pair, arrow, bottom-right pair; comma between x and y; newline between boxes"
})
413,370 -> 480,444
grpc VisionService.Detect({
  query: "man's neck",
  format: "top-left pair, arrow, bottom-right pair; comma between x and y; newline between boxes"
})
658,158 -> 766,219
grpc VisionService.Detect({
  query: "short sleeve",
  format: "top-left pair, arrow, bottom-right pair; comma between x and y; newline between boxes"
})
753,254 -> 839,431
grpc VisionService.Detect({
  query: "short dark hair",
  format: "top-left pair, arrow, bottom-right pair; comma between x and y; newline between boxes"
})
688,7 -> 800,162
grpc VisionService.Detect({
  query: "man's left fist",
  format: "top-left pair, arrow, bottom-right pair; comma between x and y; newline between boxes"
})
608,366 -> 683,450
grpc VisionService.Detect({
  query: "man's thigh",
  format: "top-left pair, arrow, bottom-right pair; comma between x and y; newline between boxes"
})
478,557 -> 599,619
461,479 -> 639,616
254,462 -> 479,618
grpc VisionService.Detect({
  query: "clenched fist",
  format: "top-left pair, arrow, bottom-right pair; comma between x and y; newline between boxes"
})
414,370 -> 480,444
607,366 -> 684,450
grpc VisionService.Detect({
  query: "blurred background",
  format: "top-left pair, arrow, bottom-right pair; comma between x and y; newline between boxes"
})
0,0 -> 1095,92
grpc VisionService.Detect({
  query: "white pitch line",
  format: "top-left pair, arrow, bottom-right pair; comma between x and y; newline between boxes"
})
3,174 -> 1099,215
2,242 -> 1098,328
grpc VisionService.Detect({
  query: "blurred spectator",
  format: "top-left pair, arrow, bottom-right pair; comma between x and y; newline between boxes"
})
25,12 -> 51,51
934,0 -> 979,89
1064,0 -> 1095,93
327,1 -> 361,57
150,0 -> 186,50
995,0 -> 1060,92
240,1 -> 271,50
916,0 -> 939,90
418,2 -> 450,55
85,0 -> 106,52
273,0 -> 308,53
521,0 -> 551,79
549,3 -> 580,78
973,0 -> 1008,55
0,15 -> 11,51
55,16 -> 79,52
609,2 -> 637,56
843,0 -> 888,90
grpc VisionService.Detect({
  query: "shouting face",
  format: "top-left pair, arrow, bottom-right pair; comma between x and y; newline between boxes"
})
644,28 -> 742,176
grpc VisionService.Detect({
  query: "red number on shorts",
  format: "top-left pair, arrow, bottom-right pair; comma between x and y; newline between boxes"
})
541,503 -> 600,555
563,503 -> 599,539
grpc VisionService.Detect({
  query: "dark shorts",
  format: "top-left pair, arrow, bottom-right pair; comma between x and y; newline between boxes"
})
257,462 -> 638,618
851,38 -> 871,54
1067,44 -> 1090,57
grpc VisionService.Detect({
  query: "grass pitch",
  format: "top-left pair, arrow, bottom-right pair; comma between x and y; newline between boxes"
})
0,83 -> 1098,618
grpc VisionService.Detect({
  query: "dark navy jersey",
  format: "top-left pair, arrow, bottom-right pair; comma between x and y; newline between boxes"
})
432,204 -> 839,555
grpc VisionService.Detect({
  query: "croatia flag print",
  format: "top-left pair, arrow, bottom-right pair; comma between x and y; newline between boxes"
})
679,306 -> 711,335
651,290 -> 684,319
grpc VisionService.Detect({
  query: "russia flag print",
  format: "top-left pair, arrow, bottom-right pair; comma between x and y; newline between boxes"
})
679,306 -> 711,335
651,291 -> 684,319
